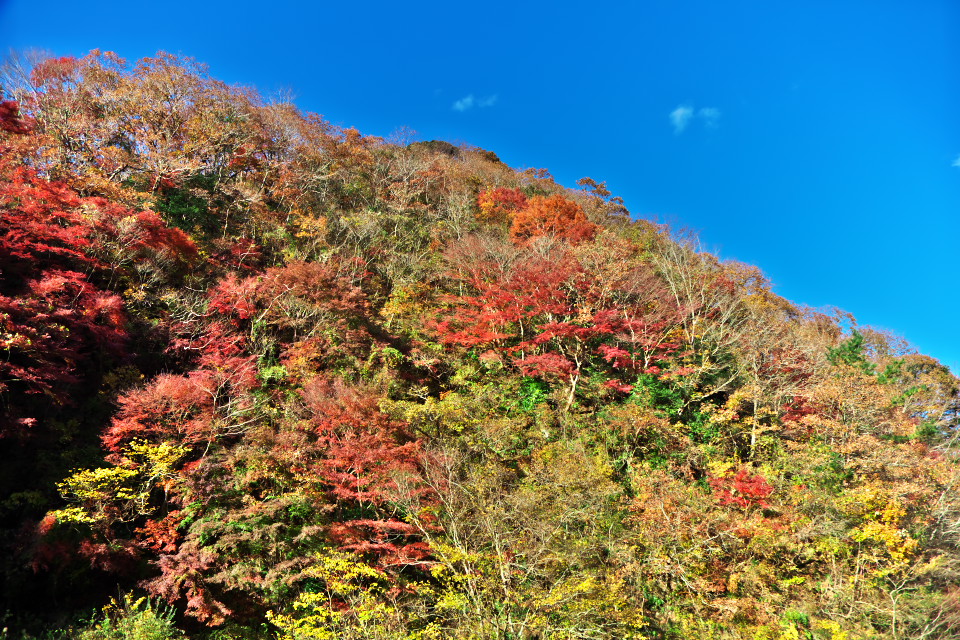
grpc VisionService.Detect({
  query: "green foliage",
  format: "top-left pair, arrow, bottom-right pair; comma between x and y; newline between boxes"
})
258,363 -> 288,387
154,175 -> 218,236
827,330 -> 876,375
627,373 -> 715,443
811,449 -> 854,494
876,358 -> 904,384
628,373 -> 685,417
514,377 -> 550,414
914,418 -> 939,442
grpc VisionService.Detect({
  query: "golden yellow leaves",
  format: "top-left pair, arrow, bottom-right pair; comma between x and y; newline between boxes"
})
48,440 -> 187,528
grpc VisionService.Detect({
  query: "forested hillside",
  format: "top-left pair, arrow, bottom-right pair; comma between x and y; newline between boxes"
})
1,50 -> 959,639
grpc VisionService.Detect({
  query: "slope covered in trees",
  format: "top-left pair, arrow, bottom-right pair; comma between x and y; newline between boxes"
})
1,50 -> 959,639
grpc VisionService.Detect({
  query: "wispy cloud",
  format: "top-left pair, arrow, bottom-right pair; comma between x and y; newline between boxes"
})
453,95 -> 475,112
453,93 -> 498,112
698,107 -> 721,129
670,104 -> 721,133
670,105 -> 694,134
952,154 -> 960,168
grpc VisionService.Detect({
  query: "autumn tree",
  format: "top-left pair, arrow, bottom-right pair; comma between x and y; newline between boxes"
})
476,186 -> 527,223
435,236 -> 685,412
0,164 -> 128,435
510,194 -> 598,245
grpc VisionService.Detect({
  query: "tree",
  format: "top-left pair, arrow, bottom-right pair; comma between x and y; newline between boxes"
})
0,100 -> 33,134
649,234 -> 756,403
435,238 -> 685,411
510,194 -> 597,245
0,165 -> 128,434
476,187 -> 527,224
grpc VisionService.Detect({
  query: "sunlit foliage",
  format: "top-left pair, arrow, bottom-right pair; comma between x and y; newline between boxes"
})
0,50 -> 957,639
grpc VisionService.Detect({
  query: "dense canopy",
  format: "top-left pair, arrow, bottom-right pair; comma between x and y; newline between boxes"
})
1,51 -> 959,639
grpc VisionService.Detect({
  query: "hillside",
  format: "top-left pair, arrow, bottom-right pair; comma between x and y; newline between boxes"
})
1,50 -> 959,639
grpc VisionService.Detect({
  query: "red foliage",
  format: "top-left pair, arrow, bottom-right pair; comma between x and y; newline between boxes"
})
28,539 -> 75,572
709,468 -> 775,509
226,145 -> 262,171
514,353 -> 578,380
0,151 -> 200,436
136,512 -> 183,554
208,273 -> 259,322
103,323 -> 257,452
760,348 -> 812,385
210,261 -> 368,325
131,378 -> 434,625
77,539 -> 140,574
0,168 -> 131,434
0,100 -> 33,134
210,238 -> 263,271
146,541 -> 234,625
434,249 -> 581,349
603,378 -> 636,393
29,56 -> 81,89
781,395 -> 816,423
0,167 -> 97,278
435,244 -> 684,394
262,261 -> 369,317
90,201 -> 198,264
476,187 -> 527,223
37,513 -> 58,535
300,377 -> 433,566
0,270 -> 126,404
210,261 -> 374,375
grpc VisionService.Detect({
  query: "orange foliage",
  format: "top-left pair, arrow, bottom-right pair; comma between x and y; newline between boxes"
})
510,194 -> 598,245
476,187 -> 527,223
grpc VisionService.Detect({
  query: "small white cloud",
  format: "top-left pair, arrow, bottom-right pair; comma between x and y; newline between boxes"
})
670,105 -> 694,134
453,93 -> 498,112
670,104 -> 721,133
952,154 -> 960,168
698,107 -> 721,128
453,94 -> 475,112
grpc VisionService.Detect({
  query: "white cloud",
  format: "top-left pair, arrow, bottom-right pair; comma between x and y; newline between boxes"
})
952,154 -> 960,168
453,95 -> 475,112
669,104 -> 721,133
453,93 -> 498,112
698,107 -> 721,128
670,105 -> 694,134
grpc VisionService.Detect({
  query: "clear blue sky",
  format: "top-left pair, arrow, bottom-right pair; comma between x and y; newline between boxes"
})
2,0 -> 958,373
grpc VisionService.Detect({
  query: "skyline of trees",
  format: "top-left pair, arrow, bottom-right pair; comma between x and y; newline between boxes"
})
1,50 -> 959,639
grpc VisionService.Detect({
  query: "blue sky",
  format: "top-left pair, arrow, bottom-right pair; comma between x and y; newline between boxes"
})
2,0 -> 958,373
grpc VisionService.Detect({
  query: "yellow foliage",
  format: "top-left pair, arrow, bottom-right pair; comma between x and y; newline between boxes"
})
813,619 -> 850,640
57,466 -> 139,504
125,440 -> 188,486
841,485 -> 920,578
48,441 -> 187,528
268,550 -> 427,640
49,505 -> 98,525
